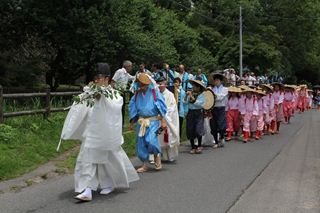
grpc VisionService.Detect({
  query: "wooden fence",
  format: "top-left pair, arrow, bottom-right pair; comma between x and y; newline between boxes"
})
0,85 -> 81,123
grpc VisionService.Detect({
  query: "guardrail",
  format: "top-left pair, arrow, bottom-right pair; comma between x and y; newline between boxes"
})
0,85 -> 81,123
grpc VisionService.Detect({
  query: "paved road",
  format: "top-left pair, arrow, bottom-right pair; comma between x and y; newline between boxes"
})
0,110 -> 319,213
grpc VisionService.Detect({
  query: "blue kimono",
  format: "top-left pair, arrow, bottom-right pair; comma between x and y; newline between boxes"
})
181,72 -> 189,92
129,86 -> 167,162
153,71 -> 163,81
178,86 -> 187,118
194,74 -> 208,87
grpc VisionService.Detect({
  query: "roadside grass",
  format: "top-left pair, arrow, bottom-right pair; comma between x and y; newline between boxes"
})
0,113 -> 75,181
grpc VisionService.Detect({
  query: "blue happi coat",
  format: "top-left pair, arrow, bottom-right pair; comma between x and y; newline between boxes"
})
129,86 -> 167,162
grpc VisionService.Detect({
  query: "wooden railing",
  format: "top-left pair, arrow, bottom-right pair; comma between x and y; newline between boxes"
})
0,85 -> 81,123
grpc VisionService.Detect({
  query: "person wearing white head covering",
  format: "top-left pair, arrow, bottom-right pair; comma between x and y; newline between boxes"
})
156,77 -> 180,161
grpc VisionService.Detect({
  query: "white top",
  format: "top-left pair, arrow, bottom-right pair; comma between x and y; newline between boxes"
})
213,85 -> 228,107
160,89 -> 180,147
60,91 -> 124,151
112,68 -> 135,86
247,76 -> 256,85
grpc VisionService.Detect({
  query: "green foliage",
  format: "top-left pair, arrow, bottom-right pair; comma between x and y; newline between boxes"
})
0,113 -> 76,180
190,0 -> 320,83
1,0 -> 320,87
0,124 -> 18,143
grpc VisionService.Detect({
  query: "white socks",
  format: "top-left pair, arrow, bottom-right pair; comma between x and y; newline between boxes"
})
100,187 -> 114,195
82,188 -> 92,198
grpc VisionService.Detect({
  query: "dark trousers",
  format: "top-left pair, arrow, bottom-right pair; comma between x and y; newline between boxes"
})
190,137 -> 202,149
186,109 -> 204,140
179,116 -> 184,138
210,107 -> 227,143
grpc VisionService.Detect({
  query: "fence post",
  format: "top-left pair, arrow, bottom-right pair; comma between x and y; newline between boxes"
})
0,85 -> 3,123
44,85 -> 51,119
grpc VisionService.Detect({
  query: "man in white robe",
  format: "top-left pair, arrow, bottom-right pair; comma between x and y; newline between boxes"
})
58,63 -> 139,201
156,77 -> 180,162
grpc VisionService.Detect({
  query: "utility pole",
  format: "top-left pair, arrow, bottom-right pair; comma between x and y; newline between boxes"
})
239,6 -> 243,79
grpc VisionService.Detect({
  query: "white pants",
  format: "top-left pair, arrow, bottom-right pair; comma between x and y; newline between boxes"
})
74,147 -> 139,193
75,163 -> 116,192
161,145 -> 179,161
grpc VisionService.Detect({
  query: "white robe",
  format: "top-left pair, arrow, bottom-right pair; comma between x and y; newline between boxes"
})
194,117 -> 215,146
202,117 -> 215,146
59,92 -> 139,192
158,89 -> 180,161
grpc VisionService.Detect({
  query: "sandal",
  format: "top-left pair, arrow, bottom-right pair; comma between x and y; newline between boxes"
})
195,148 -> 202,154
136,165 -> 148,173
190,149 -> 196,154
74,194 -> 92,202
154,155 -> 162,171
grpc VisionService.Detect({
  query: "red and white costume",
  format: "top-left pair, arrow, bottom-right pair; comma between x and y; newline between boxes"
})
298,88 -> 307,112
256,98 -> 268,132
283,91 -> 294,118
262,93 -> 275,125
272,90 -> 284,133
272,91 -> 284,122
226,97 -> 241,136
240,96 -> 259,138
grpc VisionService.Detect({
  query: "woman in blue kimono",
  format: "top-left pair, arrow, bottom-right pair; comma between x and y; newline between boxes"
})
129,73 -> 167,173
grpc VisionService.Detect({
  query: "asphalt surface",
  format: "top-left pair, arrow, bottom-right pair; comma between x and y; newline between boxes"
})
229,109 -> 320,213
0,110 -> 319,213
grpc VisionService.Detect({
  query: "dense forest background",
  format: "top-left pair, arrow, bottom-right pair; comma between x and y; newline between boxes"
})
1,0 -> 320,90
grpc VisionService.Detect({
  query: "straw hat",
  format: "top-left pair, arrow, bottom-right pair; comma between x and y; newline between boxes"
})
189,79 -> 206,90
261,84 -> 273,91
271,82 -> 284,87
228,86 -> 242,93
292,85 -> 299,90
284,84 -> 296,90
255,89 -> 266,96
239,85 -> 250,91
242,87 -> 256,93
137,73 -> 151,85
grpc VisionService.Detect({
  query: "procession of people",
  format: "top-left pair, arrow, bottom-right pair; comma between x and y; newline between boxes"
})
59,61 -> 320,202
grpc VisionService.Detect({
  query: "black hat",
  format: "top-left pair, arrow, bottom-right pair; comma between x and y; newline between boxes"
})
212,72 -> 226,81
156,76 -> 166,84
96,63 -> 110,77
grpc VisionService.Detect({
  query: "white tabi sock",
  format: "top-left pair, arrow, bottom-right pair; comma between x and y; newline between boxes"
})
100,187 -> 114,195
82,188 -> 92,198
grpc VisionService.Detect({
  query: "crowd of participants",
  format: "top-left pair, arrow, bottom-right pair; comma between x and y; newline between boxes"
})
62,61 -> 320,201
111,60 -> 320,161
